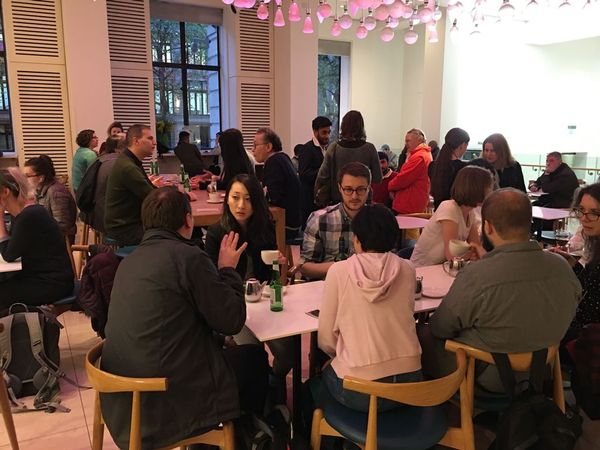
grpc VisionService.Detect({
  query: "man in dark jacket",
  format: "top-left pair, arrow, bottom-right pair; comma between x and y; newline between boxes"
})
298,116 -> 332,226
530,152 -> 579,208
174,130 -> 210,177
101,188 -> 268,450
253,127 -> 302,240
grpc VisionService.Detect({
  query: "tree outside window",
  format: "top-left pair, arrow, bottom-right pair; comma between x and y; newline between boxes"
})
318,54 -> 341,143
151,19 -> 220,151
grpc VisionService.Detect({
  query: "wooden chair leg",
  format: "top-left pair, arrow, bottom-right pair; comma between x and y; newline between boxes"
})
222,421 -> 235,450
81,223 -> 90,246
285,245 -> 294,268
553,351 -> 566,413
311,409 -> 324,450
0,371 -> 19,450
92,392 -> 104,450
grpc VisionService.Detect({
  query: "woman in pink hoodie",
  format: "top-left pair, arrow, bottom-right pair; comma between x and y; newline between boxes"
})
318,204 -> 422,412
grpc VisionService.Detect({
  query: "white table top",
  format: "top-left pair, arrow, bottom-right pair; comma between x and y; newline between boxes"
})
0,255 -> 21,273
245,264 -> 451,342
531,206 -> 570,221
396,216 -> 430,229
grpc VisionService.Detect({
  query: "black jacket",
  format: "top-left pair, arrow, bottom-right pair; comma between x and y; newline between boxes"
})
534,163 -> 579,208
206,222 -> 277,283
298,140 -> 324,222
497,161 -> 526,192
174,142 -> 206,177
264,152 -> 302,230
101,229 -> 245,449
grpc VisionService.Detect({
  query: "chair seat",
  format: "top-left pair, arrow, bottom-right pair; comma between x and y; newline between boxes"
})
115,245 -> 137,258
53,280 -> 81,305
320,385 -> 448,450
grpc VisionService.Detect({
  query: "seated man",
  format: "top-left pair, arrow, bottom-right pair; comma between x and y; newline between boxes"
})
300,162 -> 371,280
101,187 -> 268,450
421,188 -> 581,393
174,130 -> 210,178
530,151 -> 579,208
371,151 -> 397,206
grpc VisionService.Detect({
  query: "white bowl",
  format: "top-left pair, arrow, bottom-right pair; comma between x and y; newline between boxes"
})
261,250 -> 279,265
449,239 -> 471,257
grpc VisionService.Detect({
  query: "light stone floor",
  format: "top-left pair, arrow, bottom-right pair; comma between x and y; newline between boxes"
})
1,310 -> 599,450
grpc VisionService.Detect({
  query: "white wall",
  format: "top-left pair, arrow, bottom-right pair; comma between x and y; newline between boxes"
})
441,33 -> 600,157
318,23 -> 406,152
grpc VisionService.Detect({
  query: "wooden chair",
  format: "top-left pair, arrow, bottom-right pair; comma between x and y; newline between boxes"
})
85,341 -> 235,450
0,367 -> 19,450
445,340 -> 565,414
311,349 -> 474,450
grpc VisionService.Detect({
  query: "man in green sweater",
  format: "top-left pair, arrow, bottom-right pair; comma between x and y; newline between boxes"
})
105,124 -> 163,246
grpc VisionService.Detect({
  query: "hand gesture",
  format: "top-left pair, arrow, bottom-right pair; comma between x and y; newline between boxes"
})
469,241 -> 487,260
218,232 -> 248,270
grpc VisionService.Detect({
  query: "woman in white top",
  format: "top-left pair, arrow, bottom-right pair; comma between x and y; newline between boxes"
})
411,166 -> 494,267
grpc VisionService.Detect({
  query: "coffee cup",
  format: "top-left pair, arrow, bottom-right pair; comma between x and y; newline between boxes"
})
443,257 -> 465,277
449,239 -> 471,257
261,250 -> 279,265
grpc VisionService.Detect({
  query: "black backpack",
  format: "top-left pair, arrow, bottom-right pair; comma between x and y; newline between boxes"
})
0,304 -> 87,413
75,158 -> 102,213
235,406 -> 292,450
489,348 -> 582,450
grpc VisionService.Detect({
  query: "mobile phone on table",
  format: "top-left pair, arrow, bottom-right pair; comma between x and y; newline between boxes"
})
306,309 -> 320,318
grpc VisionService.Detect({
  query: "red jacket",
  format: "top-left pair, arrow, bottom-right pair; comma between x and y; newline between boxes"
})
389,145 -> 432,214
372,170 -> 397,205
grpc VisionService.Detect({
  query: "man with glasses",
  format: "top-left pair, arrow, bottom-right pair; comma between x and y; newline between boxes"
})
300,162 -> 371,280
252,127 -> 301,240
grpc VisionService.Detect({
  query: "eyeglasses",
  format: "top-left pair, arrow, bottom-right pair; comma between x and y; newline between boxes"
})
570,208 -> 600,221
340,185 -> 369,196
25,173 -> 40,178
252,142 -> 267,148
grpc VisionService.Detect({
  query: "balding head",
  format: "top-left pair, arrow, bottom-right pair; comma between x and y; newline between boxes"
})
481,188 -> 532,242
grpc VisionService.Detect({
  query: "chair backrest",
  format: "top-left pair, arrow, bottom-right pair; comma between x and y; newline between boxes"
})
343,348 -> 467,407
445,340 -> 564,412
85,341 -> 167,450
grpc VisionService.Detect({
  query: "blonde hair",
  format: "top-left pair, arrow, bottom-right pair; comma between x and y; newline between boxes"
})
0,167 -> 30,203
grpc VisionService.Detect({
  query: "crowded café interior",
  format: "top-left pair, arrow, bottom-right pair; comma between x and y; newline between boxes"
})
1,0 -> 600,448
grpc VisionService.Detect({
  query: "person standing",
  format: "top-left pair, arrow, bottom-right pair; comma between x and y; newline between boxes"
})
72,129 -> 99,191
388,128 -> 433,214
252,127 -> 301,241
298,116 -> 332,225
314,110 -> 381,207
482,133 -> 526,192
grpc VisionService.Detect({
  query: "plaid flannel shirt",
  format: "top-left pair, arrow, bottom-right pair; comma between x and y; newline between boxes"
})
300,203 -> 355,264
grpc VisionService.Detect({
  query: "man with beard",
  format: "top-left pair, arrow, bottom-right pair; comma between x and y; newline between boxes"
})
300,162 -> 371,280
420,188 -> 581,393
298,116 -> 332,226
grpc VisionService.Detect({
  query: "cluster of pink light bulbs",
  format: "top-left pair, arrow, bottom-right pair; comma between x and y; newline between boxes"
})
222,0 -> 444,44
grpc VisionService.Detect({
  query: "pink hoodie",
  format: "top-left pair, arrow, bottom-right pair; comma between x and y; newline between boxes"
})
318,252 -> 422,380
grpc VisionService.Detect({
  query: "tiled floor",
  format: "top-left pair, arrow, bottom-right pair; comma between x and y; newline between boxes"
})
1,310 -> 599,450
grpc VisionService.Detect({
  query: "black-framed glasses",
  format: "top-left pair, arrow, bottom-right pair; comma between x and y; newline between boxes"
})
340,185 -> 369,196
570,208 -> 600,222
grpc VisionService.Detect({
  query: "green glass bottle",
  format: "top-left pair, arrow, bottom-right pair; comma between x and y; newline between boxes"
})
179,164 -> 186,184
269,261 -> 283,312
183,174 -> 191,192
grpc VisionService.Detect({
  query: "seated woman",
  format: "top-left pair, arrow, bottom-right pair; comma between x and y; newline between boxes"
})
205,173 -> 277,282
318,204 -> 422,412
429,127 -> 470,210
0,167 -> 73,309
24,155 -> 77,243
482,133 -> 526,191
551,183 -> 600,342
410,166 -> 493,267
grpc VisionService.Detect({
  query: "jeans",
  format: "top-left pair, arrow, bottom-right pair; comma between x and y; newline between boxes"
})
322,364 -> 422,412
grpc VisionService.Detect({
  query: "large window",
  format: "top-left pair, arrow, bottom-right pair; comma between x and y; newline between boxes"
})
0,4 -> 14,153
318,55 -> 341,143
151,19 -> 221,151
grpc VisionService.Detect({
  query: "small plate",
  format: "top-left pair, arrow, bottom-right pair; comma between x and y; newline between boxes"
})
207,199 -> 223,204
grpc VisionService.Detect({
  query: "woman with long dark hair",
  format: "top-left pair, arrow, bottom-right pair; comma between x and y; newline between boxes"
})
23,155 -> 77,242
215,128 -> 254,190
481,133 -> 526,191
551,183 -> 600,341
314,110 -> 382,206
0,167 -> 73,308
205,173 -> 276,282
429,128 -> 470,209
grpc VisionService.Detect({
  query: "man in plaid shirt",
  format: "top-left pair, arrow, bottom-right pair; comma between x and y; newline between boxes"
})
300,162 -> 371,280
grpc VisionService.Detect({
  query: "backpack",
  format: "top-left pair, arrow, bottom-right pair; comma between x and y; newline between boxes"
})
489,348 -> 582,450
571,323 -> 600,419
235,406 -> 292,450
0,304 -> 86,413
75,158 -> 102,213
